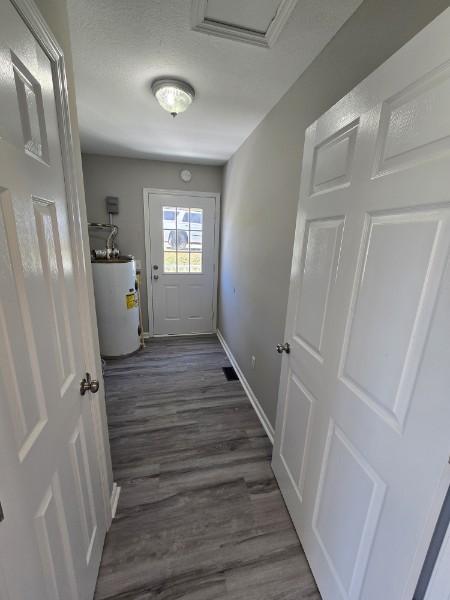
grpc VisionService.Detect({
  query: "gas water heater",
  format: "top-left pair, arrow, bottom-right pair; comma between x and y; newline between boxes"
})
91,257 -> 140,358
89,196 -> 141,358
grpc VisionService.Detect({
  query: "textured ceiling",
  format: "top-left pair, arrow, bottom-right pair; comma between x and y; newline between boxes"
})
67,0 -> 363,165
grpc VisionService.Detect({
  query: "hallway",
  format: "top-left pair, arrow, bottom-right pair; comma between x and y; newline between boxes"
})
94,335 -> 320,599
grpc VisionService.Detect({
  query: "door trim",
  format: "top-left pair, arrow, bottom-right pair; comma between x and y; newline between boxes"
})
9,0 -> 113,531
143,187 -> 221,337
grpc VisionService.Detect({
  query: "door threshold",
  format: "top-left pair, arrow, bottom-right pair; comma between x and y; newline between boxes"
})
149,331 -> 217,338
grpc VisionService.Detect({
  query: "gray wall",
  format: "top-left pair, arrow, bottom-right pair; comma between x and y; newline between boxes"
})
218,0 -> 449,428
82,153 -> 222,331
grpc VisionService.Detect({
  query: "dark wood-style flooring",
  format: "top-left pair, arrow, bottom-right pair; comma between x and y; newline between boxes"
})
94,335 -> 321,599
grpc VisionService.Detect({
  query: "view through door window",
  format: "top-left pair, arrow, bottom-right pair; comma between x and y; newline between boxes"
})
163,206 -> 203,273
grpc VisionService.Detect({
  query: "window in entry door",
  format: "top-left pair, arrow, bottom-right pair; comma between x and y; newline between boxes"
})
162,206 -> 203,273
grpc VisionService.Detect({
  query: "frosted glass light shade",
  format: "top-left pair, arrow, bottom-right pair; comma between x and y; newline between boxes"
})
152,79 -> 195,116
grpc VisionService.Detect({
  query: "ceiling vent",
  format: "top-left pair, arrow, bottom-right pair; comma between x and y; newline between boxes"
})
191,0 -> 299,48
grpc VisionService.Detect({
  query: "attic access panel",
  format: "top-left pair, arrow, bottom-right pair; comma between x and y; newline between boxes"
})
191,0 -> 299,47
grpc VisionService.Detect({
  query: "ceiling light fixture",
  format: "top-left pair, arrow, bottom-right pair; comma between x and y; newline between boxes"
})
151,78 -> 195,118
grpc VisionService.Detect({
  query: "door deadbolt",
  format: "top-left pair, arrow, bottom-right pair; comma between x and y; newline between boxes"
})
80,372 -> 100,396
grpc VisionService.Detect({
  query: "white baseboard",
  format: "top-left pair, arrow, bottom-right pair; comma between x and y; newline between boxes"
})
110,482 -> 121,520
217,330 -> 274,444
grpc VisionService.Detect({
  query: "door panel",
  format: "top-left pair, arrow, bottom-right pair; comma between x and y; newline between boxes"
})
340,209 -> 446,432
310,120 -> 358,195
184,283 -> 205,320
33,197 -> 76,391
294,217 -> 344,361
0,2 -> 106,598
0,189 -> 48,461
34,475 -> 78,600
164,284 -> 181,320
273,9 -> 450,600
148,193 -> 217,335
312,422 -> 386,599
279,372 -> 314,502
374,61 -> 450,175
69,419 -> 99,565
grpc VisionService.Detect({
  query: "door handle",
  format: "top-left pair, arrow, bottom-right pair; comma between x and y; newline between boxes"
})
80,372 -> 100,396
276,342 -> 290,354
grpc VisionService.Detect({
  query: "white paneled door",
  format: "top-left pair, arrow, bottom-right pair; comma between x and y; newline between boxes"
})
272,9 -> 450,600
0,2 -> 106,599
146,191 -> 219,335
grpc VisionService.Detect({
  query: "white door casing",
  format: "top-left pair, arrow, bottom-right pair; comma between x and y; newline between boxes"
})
272,9 -> 450,600
424,513 -> 450,600
144,189 -> 220,336
0,1 -> 108,598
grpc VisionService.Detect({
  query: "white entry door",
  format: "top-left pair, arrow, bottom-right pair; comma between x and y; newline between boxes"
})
0,2 -> 106,599
146,190 -> 219,335
272,9 -> 450,600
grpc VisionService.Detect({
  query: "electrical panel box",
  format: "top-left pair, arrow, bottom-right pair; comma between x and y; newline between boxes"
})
105,196 -> 119,214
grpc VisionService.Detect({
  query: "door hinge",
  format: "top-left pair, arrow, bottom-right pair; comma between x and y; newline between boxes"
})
0,500 -> 4,523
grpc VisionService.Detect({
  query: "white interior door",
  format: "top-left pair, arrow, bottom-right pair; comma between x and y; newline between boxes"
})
147,191 -> 218,335
0,2 -> 106,599
272,9 -> 450,600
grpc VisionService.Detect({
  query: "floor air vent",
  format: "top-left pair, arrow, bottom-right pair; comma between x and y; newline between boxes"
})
222,366 -> 239,381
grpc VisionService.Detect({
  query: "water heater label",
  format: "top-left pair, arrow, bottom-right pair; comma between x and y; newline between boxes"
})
126,292 -> 138,309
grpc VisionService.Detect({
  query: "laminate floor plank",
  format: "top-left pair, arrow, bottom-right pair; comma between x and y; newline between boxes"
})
95,335 -> 321,600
